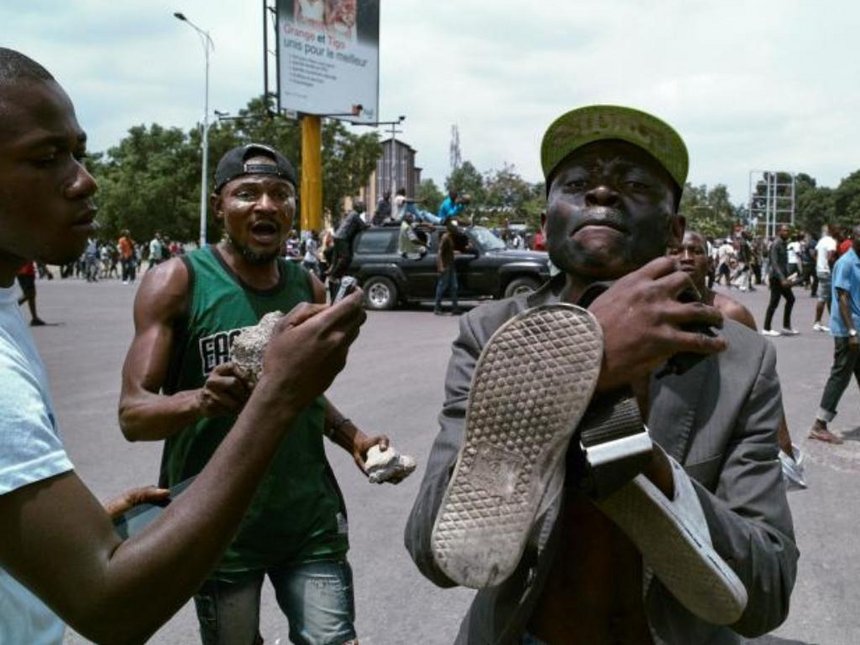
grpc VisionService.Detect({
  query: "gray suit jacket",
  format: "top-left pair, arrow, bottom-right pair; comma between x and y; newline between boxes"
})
405,281 -> 798,645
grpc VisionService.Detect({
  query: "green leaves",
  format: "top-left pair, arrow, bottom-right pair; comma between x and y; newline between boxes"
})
87,94 -> 383,241
444,161 -> 544,229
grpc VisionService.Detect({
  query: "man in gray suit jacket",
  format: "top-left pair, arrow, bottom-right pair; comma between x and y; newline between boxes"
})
405,105 -> 797,644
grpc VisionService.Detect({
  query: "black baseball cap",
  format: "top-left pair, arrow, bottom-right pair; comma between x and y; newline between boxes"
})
213,143 -> 297,193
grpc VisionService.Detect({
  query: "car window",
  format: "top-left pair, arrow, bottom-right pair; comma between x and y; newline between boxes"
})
356,231 -> 396,254
469,226 -> 506,251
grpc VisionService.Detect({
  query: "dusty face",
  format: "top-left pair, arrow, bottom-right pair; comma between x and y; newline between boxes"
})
0,79 -> 97,285
668,231 -> 709,291
542,140 -> 682,280
213,158 -> 296,265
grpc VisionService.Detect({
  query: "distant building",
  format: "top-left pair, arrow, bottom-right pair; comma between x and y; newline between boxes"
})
357,138 -> 422,213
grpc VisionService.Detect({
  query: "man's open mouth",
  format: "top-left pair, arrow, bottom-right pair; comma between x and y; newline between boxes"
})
250,221 -> 279,237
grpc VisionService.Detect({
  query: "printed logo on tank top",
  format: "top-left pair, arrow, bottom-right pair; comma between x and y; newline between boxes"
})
199,329 -> 243,376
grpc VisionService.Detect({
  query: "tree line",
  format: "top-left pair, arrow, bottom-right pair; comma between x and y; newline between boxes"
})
86,96 -> 860,243
87,95 -> 382,243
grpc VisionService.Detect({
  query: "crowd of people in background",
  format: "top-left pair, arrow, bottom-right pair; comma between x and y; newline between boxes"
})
31,230 -> 188,283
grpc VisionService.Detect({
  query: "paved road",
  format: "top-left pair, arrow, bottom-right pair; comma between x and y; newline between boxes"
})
23,277 -> 857,644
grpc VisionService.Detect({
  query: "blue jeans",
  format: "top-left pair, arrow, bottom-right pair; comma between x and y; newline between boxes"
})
435,267 -> 459,311
405,202 -> 440,224
194,559 -> 356,645
817,336 -> 860,422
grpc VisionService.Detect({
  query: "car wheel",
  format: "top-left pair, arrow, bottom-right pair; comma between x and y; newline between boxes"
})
503,276 -> 541,298
363,276 -> 398,310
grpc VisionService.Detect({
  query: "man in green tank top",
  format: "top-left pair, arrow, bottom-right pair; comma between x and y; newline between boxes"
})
119,144 -> 399,645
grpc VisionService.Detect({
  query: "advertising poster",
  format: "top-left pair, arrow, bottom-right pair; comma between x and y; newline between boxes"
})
276,0 -> 380,123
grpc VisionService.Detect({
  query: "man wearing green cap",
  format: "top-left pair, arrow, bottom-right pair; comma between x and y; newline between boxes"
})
406,105 -> 797,643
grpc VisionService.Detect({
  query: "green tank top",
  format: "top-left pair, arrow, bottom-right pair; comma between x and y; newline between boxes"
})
161,246 -> 348,581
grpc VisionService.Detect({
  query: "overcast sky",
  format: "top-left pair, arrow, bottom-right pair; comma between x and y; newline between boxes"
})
4,1 -> 859,205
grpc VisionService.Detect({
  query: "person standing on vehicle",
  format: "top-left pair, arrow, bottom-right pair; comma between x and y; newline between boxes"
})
329,200 -> 369,301
437,188 -> 465,224
434,219 -> 465,315
372,190 -> 392,226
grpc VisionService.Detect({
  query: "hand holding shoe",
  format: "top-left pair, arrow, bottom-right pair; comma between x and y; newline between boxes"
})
588,257 -> 726,393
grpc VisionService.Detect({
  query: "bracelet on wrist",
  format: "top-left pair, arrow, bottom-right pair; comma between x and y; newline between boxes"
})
327,417 -> 351,437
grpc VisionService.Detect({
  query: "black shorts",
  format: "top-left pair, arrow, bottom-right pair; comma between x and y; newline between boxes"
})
16,274 -> 35,293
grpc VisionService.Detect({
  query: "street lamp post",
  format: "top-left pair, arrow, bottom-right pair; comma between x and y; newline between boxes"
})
174,11 -> 214,247
386,116 -> 406,193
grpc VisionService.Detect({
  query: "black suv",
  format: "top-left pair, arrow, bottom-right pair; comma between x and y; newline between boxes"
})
346,224 -> 551,310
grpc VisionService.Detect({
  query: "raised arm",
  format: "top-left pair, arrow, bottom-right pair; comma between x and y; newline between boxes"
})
118,258 -> 251,441
307,269 -> 392,472
0,291 -> 366,644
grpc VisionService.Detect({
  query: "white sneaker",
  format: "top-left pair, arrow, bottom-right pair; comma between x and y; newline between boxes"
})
598,473 -> 748,625
781,328 -> 800,336
761,329 -> 781,337
431,304 -> 603,589
813,322 -> 830,332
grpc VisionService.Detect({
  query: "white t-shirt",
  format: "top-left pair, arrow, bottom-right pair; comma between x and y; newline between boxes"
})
816,235 -> 837,275
786,241 -> 800,265
0,286 -> 72,644
393,195 -> 407,220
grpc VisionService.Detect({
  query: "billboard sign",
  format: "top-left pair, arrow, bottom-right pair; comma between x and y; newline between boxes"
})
276,0 -> 379,123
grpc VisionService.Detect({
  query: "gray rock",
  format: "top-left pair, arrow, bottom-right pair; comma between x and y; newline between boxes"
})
230,311 -> 284,385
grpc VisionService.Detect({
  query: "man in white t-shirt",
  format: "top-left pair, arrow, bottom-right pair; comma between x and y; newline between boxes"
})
716,239 -> 735,286
393,187 -> 408,221
0,48 -> 365,644
786,235 -> 801,278
813,225 -> 838,332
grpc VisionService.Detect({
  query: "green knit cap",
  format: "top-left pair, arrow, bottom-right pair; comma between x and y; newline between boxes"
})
540,105 -> 688,191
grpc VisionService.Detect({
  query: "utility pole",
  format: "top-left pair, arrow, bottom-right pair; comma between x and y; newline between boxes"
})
449,125 -> 462,172
174,12 -> 214,247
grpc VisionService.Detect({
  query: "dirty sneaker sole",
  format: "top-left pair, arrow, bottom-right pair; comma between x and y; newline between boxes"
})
598,474 -> 748,625
430,304 -> 603,588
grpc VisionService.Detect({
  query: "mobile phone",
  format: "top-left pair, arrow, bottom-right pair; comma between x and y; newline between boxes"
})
112,477 -> 193,539
656,288 -> 718,378
334,276 -> 358,303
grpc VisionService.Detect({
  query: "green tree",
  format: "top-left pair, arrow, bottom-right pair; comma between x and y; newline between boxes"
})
833,170 -> 860,230
794,173 -> 836,235
680,183 -> 738,239
90,124 -> 201,243
416,178 -> 444,214
320,119 -> 381,224
445,161 -> 486,206
88,94 -> 383,241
